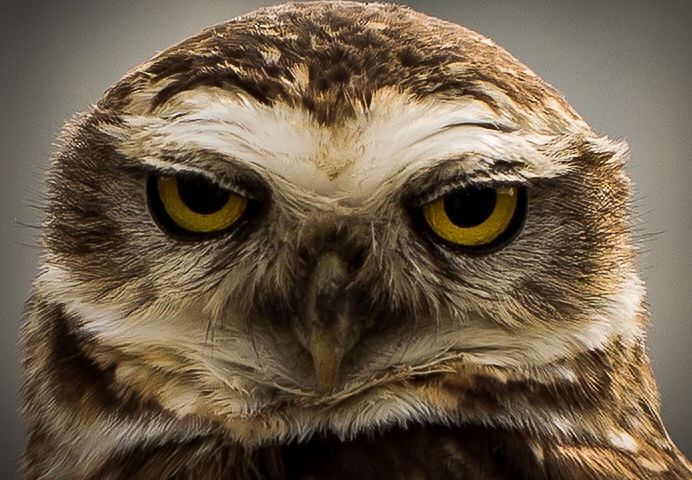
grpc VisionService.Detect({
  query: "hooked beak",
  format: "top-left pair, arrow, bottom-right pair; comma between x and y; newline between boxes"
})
293,252 -> 363,393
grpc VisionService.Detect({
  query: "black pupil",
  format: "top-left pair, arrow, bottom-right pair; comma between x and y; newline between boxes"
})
443,188 -> 497,227
176,176 -> 231,214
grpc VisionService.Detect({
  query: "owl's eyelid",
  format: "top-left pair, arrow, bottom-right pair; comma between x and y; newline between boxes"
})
408,177 -> 527,207
400,153 -> 538,207
138,164 -> 262,200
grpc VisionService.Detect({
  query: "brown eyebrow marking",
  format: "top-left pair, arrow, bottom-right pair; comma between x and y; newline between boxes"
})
451,121 -> 516,133
407,120 -> 517,149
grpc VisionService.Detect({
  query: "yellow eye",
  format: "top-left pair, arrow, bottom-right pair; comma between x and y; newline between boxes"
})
148,175 -> 247,236
422,186 -> 525,250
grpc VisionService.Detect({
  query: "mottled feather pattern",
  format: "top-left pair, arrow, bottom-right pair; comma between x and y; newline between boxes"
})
22,1 -> 690,478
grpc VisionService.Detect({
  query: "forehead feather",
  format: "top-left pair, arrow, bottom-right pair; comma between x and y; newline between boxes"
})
99,1 -> 585,133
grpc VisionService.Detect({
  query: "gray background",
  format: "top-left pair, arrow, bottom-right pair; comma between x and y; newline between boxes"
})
1,0 -> 690,477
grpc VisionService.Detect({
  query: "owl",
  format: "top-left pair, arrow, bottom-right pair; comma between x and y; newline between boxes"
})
21,1 -> 691,479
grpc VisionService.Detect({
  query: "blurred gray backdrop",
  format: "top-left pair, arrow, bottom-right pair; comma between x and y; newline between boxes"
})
1,0 -> 690,477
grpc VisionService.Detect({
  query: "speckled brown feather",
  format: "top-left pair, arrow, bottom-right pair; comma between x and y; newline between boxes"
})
100,1 -> 582,132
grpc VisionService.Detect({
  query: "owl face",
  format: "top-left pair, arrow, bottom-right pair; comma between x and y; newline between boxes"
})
38,1 -> 643,442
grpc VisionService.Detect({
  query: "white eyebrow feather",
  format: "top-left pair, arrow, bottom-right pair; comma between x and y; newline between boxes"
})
100,87 -> 570,200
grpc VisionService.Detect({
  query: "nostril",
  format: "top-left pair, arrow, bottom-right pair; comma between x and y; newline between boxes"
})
297,245 -> 311,264
347,246 -> 368,273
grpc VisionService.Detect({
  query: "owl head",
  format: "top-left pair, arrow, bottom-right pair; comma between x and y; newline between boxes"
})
35,1 -> 644,447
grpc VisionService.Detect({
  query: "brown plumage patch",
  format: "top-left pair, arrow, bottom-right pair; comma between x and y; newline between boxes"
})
100,1 -> 581,131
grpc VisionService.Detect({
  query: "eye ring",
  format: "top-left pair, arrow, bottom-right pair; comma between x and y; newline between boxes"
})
147,174 -> 247,237
420,186 -> 526,253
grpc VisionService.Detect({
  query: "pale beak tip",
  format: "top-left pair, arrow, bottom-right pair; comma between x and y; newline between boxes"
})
311,338 -> 345,393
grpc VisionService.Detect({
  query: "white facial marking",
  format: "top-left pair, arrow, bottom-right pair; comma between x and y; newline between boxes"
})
384,273 -> 644,369
101,87 -> 570,202
607,429 -> 639,453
